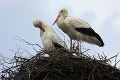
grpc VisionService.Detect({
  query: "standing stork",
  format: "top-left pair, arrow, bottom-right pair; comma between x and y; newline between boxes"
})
53,8 -> 104,52
33,18 -> 67,51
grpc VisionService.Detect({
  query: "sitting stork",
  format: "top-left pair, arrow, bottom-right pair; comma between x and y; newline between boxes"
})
33,18 -> 67,51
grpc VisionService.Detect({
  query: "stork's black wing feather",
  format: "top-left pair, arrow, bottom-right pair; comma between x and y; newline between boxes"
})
52,41 -> 64,49
75,28 -> 104,47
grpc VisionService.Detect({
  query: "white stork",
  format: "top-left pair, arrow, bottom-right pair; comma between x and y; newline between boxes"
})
33,18 -> 67,51
53,9 -> 104,51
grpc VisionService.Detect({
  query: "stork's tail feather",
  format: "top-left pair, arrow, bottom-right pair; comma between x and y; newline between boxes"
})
99,42 -> 104,47
95,33 -> 104,47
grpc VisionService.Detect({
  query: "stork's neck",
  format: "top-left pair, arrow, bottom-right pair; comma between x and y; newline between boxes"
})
57,17 -> 65,25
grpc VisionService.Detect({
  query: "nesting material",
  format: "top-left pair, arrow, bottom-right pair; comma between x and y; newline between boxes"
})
1,49 -> 120,80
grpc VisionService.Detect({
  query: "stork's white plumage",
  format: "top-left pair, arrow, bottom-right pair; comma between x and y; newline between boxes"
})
33,18 -> 67,51
53,9 -> 104,51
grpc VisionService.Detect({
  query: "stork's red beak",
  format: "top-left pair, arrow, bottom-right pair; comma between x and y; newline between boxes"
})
39,26 -> 45,32
52,15 -> 60,26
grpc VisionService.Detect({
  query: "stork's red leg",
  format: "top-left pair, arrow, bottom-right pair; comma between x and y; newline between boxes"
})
70,38 -> 72,51
76,40 -> 79,52
76,40 -> 81,56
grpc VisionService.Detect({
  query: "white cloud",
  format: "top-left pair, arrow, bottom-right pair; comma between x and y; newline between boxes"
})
112,13 -> 120,35
0,0 -> 18,8
0,0 -> 120,68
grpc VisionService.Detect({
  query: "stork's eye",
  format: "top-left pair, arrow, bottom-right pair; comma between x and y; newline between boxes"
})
38,24 -> 40,27
60,10 -> 63,13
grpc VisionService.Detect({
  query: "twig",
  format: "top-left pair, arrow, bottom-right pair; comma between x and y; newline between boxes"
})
12,35 -> 42,50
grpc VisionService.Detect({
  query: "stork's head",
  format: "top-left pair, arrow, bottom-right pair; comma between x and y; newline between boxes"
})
59,8 -> 68,18
53,8 -> 68,26
33,18 -> 45,32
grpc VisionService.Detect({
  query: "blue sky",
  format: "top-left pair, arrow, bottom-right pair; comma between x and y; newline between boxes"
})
0,0 -> 120,67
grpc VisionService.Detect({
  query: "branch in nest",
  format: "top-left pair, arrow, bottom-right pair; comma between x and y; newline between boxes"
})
12,35 -> 43,52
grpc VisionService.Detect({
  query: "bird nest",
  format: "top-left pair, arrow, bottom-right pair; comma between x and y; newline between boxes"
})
0,49 -> 120,80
